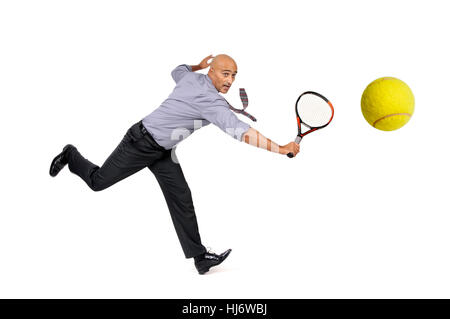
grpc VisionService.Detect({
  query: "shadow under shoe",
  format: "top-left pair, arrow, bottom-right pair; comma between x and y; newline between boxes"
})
194,249 -> 232,275
49,144 -> 76,177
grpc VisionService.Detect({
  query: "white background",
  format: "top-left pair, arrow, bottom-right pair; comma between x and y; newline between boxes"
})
1,0 -> 449,298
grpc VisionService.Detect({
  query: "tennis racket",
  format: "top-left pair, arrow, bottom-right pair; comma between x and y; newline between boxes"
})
287,91 -> 334,158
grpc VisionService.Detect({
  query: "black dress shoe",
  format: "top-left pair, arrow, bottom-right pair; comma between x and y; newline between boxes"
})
194,249 -> 232,275
49,144 -> 75,177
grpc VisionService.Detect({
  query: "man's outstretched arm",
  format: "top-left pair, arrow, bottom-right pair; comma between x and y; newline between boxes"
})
242,127 -> 300,157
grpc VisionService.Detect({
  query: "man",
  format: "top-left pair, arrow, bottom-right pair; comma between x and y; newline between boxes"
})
49,54 -> 299,275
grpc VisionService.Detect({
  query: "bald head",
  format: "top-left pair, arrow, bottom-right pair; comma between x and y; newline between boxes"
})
208,54 -> 238,94
210,54 -> 237,70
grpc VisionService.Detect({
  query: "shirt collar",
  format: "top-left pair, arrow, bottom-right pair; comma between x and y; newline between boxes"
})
206,74 -> 218,92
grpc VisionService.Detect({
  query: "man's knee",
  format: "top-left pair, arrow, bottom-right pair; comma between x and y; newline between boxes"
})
89,174 -> 108,192
90,184 -> 106,192
178,186 -> 194,206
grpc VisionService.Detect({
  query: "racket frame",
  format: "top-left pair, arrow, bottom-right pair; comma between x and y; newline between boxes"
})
294,91 -> 334,139
287,91 -> 334,158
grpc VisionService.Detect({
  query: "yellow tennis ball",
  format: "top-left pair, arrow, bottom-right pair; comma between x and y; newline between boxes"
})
361,77 -> 415,131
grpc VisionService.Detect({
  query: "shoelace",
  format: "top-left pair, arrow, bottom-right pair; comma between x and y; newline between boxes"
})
205,255 -> 219,261
226,88 -> 257,122
205,247 -> 220,259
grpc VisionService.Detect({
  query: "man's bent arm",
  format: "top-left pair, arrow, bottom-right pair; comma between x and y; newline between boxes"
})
190,65 -> 202,72
191,55 -> 213,72
242,127 -> 300,156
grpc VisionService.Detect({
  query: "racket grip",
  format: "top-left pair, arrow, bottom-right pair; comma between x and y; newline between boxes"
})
286,136 -> 302,158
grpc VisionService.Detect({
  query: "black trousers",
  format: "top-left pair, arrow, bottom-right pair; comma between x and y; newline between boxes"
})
67,120 -> 206,258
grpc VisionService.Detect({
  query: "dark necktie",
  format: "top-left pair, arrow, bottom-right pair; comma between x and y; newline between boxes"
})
226,88 -> 257,122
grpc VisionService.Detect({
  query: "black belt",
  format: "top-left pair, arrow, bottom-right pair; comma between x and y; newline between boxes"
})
139,121 -> 166,151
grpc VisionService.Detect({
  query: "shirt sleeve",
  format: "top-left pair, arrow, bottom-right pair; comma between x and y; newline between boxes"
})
171,64 -> 192,83
200,98 -> 251,142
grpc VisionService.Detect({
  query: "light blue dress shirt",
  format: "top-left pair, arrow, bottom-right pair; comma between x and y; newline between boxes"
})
142,65 -> 251,150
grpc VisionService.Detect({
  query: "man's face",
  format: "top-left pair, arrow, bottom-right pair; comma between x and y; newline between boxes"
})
209,59 -> 238,94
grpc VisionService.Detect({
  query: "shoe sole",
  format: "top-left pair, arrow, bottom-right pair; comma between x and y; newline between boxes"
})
49,147 -> 70,177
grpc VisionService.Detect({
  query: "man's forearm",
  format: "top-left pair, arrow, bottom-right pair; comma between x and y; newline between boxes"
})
242,127 -> 286,154
190,55 -> 213,72
190,65 -> 202,72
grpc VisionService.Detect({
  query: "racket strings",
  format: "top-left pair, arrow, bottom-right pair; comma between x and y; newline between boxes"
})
297,93 -> 333,128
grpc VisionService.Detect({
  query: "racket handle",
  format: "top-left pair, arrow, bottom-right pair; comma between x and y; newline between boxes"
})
287,136 -> 302,158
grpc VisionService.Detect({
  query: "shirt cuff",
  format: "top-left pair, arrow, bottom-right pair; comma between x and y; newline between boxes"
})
233,122 -> 251,142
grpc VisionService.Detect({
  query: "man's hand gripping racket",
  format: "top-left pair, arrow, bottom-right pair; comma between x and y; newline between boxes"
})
287,91 -> 334,158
